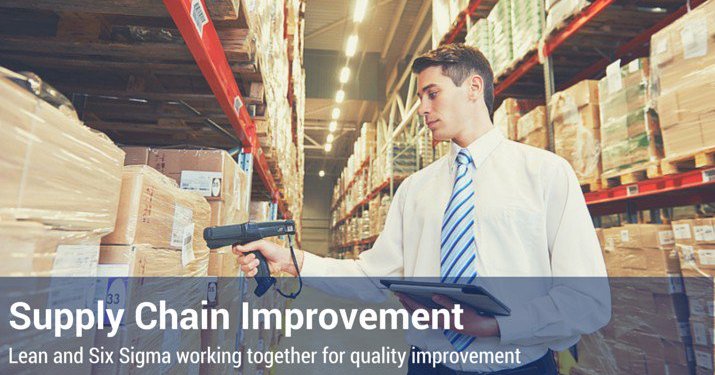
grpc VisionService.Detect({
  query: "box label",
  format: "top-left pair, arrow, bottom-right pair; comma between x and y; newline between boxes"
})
698,249 -> 715,266
620,229 -> 630,243
234,96 -> 244,113
656,38 -> 668,55
681,17 -> 708,60
171,204 -> 193,248
626,184 -> 639,196
658,230 -> 675,246
190,0 -> 209,37
180,170 -> 223,197
206,277 -> 218,306
606,237 -> 616,251
628,59 -> 640,73
181,223 -> 195,267
680,245 -> 696,265
694,225 -> 715,242
695,350 -> 713,370
52,244 -> 99,277
692,321 -> 708,345
673,223 -> 692,239
606,59 -> 623,94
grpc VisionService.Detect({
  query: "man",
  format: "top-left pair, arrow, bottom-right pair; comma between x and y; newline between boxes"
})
234,44 -> 610,374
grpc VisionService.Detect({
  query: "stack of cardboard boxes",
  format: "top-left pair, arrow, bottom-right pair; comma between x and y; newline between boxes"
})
516,106 -> 548,149
493,98 -> 537,141
488,0 -> 514,77
575,224 -> 696,374
510,0 -> 543,61
550,80 -> 602,185
650,0 -> 715,161
598,58 -> 663,178
466,18 -> 493,68
0,74 -> 126,374
673,218 -> 715,374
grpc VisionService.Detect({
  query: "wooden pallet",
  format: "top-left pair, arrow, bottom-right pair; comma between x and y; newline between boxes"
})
660,146 -> 715,175
580,179 -> 602,193
601,162 -> 662,188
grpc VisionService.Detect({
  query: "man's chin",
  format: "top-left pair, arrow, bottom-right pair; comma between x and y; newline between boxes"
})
429,128 -> 449,142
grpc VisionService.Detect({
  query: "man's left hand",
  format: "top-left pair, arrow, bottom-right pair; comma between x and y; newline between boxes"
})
396,293 -> 501,338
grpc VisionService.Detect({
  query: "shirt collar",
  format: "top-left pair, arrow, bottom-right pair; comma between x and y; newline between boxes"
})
448,126 -> 504,170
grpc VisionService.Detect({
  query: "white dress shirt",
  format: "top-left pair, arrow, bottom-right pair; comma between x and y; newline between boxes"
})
301,127 -> 611,372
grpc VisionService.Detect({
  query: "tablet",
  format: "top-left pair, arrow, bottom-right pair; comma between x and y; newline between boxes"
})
380,279 -> 511,316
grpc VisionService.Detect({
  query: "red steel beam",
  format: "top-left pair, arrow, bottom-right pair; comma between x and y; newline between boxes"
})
163,0 -> 280,203
562,0 -> 706,89
495,55 -> 539,96
443,0 -> 484,45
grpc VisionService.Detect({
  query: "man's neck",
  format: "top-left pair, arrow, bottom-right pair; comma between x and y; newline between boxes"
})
452,117 -> 493,148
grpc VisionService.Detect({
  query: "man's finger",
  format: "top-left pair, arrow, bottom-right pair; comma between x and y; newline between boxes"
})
432,294 -> 456,309
233,240 -> 264,254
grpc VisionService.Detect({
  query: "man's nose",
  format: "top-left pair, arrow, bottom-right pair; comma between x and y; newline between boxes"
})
418,99 -> 430,116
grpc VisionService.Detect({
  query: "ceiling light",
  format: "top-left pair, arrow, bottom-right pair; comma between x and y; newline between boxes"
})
353,0 -> 368,23
339,67 -> 350,83
331,108 -> 341,120
329,121 -> 337,132
327,134 -> 334,143
324,143 -> 333,152
335,89 -> 345,103
319,170 -> 325,177
345,34 -> 358,57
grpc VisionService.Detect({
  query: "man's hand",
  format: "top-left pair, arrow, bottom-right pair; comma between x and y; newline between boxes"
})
233,240 -> 303,277
395,293 -> 500,338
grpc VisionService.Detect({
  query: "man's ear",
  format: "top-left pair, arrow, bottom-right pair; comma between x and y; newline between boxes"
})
468,74 -> 484,101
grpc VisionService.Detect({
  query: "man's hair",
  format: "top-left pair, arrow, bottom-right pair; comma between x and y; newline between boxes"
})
411,43 -> 494,116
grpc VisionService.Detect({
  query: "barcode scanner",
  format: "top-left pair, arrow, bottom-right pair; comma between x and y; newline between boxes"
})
203,220 -> 301,297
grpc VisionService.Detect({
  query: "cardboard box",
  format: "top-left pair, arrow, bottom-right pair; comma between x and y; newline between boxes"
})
0,76 -> 124,232
101,166 -> 211,266
673,219 -> 715,246
516,106 -> 547,149
121,146 -> 151,165
148,149 -> 238,203
619,224 -> 675,250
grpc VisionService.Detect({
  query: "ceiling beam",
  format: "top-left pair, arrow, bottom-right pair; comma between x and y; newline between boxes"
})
304,133 -> 322,147
381,0 -> 408,59
305,0 -> 394,41
401,0 -> 431,58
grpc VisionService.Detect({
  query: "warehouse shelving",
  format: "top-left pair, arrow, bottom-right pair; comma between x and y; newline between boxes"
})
442,0 -> 712,218
0,0 -> 302,220
330,157 -> 371,212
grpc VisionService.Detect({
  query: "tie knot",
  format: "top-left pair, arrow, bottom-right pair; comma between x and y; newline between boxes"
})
456,149 -> 473,166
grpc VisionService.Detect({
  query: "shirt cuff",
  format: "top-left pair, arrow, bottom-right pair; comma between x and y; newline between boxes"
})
495,303 -> 532,345
300,250 -> 328,277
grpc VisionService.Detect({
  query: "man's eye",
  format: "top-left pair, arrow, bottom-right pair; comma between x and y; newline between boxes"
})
428,91 -> 438,99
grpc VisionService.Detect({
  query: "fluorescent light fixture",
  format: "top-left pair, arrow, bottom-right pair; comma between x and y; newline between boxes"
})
329,121 -> 337,132
339,67 -> 350,83
345,34 -> 358,57
319,170 -> 325,177
331,108 -> 341,120
335,89 -> 345,103
324,143 -> 333,152
353,0 -> 368,23
327,134 -> 334,143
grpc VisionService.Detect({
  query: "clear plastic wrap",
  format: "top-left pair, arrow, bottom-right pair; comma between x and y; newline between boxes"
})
0,75 -> 124,233
546,0 -> 590,35
101,165 -> 211,273
550,80 -> 602,183
510,0 -> 543,60
650,0 -> 715,160
598,58 -> 663,177
516,105 -> 548,149
487,0 -> 513,77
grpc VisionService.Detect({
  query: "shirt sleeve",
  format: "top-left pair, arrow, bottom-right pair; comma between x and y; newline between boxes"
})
495,157 -> 611,347
298,177 -> 411,301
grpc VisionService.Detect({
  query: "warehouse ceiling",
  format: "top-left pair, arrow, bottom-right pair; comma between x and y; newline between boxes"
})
303,0 -> 433,181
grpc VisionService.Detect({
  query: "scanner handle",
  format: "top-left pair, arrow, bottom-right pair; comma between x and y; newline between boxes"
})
250,251 -> 276,296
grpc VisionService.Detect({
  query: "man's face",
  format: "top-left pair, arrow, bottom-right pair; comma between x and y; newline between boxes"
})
416,66 -> 472,141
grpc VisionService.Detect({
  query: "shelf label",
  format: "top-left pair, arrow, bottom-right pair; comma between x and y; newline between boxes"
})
606,59 -> 622,94
191,0 -> 209,37
626,184 -> 639,196
681,17 -> 708,60
702,168 -> 715,182
234,96 -> 244,113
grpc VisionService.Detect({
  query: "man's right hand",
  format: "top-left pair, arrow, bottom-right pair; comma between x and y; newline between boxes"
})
233,240 -> 303,277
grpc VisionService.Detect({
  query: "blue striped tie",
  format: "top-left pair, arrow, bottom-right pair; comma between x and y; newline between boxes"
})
440,148 -> 477,351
